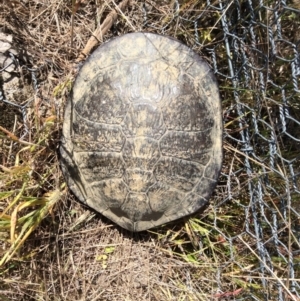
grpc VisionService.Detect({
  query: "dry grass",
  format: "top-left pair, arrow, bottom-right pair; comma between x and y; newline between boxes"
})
0,0 -> 300,300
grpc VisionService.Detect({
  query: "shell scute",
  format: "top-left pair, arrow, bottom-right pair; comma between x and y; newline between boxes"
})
153,157 -> 204,192
159,131 -> 213,163
162,93 -> 214,131
147,183 -> 184,214
121,193 -> 151,221
75,80 -> 128,124
95,179 -> 128,208
76,152 -> 125,181
124,169 -> 156,192
122,137 -> 160,169
72,119 -> 126,152
122,104 -> 166,138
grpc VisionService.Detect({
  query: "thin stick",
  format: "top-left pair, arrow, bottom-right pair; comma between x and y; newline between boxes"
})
0,125 -> 37,146
76,0 -> 130,62
71,0 -> 83,48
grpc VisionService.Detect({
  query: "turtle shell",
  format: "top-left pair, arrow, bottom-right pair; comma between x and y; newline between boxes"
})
60,32 -> 223,232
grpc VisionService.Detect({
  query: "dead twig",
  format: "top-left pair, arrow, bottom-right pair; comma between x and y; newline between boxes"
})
76,0 -> 131,62
71,0 -> 85,48
0,125 -> 37,146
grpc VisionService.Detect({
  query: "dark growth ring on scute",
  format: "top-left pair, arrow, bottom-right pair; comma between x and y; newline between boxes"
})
60,32 -> 223,232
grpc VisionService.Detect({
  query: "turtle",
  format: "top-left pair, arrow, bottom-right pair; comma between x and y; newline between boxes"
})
60,32 -> 223,232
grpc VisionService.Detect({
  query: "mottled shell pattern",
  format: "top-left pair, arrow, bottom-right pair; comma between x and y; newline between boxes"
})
60,33 -> 223,231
